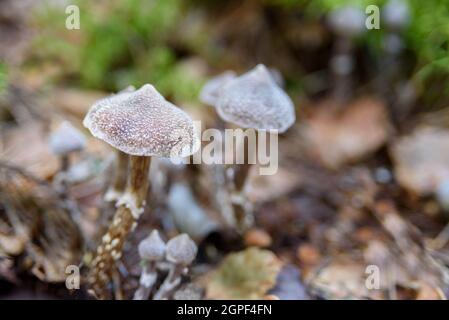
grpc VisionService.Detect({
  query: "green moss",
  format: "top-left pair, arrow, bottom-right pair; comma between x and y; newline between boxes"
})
31,0 -> 204,103
206,248 -> 282,300
0,62 -> 7,97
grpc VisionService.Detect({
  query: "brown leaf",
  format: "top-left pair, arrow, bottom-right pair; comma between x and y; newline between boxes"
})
49,88 -> 107,119
303,98 -> 391,169
390,126 -> 449,195
0,122 -> 59,179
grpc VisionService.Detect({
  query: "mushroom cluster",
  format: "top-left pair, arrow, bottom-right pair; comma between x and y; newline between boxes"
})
84,84 -> 199,299
200,64 -> 296,231
134,230 -> 198,300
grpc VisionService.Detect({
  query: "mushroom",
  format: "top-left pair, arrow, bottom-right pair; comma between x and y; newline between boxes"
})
153,233 -> 197,300
133,230 -> 166,300
48,121 -> 86,195
199,71 -> 237,106
216,64 -> 295,133
214,64 -> 295,230
102,86 -> 135,203
200,69 -> 284,107
84,84 -> 199,299
327,6 -> 366,103
49,121 -> 86,172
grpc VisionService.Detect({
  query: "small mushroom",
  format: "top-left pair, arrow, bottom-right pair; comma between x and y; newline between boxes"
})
102,86 -> 135,203
200,69 -> 283,107
133,230 -> 166,300
84,84 -> 199,299
327,6 -> 366,103
216,64 -> 295,133
48,121 -> 86,195
153,233 -> 197,300
199,71 -> 237,106
49,121 -> 86,171
214,64 -> 295,230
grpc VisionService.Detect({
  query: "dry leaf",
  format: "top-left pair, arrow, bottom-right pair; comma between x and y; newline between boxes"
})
303,98 -> 391,169
309,259 -> 375,299
49,88 -> 107,119
205,247 -> 282,300
0,164 -> 83,282
390,126 -> 449,195
0,122 -> 59,179
248,167 -> 302,203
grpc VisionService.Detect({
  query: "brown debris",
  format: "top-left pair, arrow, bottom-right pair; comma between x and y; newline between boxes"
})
302,98 -> 391,169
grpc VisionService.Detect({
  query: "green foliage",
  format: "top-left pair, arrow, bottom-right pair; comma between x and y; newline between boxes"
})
31,0 -> 449,105
32,0 -> 204,102
405,0 -> 449,103
0,63 -> 7,97
272,0 -> 449,104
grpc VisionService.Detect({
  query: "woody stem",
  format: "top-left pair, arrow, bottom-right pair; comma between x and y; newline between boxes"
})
89,155 -> 151,299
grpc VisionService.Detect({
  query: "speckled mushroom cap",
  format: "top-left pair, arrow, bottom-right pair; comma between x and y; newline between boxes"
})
215,64 -> 295,133
199,71 -> 237,106
138,230 -> 166,261
83,84 -> 199,158
166,234 -> 197,266
49,121 -> 86,155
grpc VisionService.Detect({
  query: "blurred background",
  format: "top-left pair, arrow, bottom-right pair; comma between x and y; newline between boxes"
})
1,0 -> 449,300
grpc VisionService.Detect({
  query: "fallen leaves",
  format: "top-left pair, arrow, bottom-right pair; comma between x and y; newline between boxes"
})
48,88 -> 107,119
0,164 -> 83,283
302,98 -> 391,169
0,122 -> 59,179
204,247 -> 282,299
390,126 -> 449,195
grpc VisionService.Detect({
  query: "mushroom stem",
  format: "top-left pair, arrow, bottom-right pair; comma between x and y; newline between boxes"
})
60,154 -> 70,172
127,155 -> 152,209
153,264 -> 184,300
58,155 -> 70,198
105,150 -> 129,202
331,37 -> 353,106
133,262 -> 158,300
229,134 -> 257,231
89,155 -> 151,299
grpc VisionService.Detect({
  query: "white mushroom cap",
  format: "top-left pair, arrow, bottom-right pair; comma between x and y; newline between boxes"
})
269,67 -> 284,88
166,233 -> 197,266
138,230 -> 166,261
49,121 -> 86,155
383,0 -> 410,30
215,64 -> 295,133
83,84 -> 199,158
199,71 -> 237,106
327,6 -> 366,38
